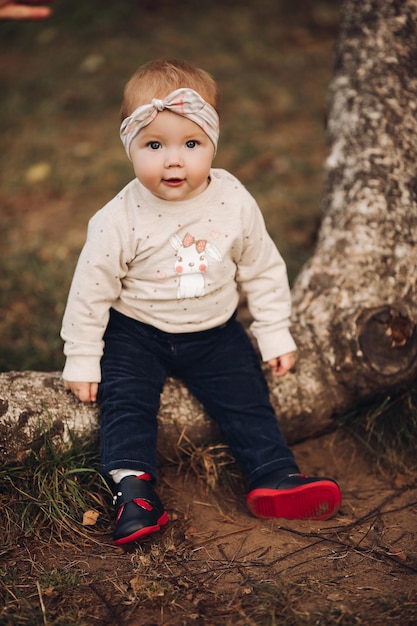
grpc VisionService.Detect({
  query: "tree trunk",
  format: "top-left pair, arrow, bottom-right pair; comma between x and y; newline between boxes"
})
0,371 -> 221,465
268,0 -> 417,438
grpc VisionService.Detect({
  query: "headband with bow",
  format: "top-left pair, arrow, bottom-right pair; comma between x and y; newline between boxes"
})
120,88 -> 219,159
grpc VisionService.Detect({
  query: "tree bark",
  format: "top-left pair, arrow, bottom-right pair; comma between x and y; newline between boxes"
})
0,371 -> 221,465
269,0 -> 417,435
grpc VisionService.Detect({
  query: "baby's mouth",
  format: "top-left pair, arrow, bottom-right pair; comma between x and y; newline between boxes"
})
164,178 -> 184,186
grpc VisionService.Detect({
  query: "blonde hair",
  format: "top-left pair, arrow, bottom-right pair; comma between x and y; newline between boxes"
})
120,59 -> 220,121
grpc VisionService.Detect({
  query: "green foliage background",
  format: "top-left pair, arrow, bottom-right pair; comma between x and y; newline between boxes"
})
0,0 -> 339,372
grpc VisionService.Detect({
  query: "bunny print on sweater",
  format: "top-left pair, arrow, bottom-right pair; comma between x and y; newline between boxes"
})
169,232 -> 222,299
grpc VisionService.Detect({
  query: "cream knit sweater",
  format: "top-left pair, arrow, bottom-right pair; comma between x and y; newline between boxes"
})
61,169 -> 296,382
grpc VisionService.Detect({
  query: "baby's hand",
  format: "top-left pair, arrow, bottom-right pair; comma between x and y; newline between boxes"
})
64,381 -> 98,402
267,352 -> 296,378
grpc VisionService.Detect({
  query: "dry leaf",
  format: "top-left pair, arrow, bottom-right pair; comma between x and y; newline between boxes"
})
82,509 -> 99,526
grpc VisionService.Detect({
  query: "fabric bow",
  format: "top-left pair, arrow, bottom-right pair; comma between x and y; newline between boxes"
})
120,88 -> 219,159
182,232 -> 207,252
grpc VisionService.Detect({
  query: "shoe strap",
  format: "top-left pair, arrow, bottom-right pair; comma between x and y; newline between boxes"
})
113,476 -> 155,507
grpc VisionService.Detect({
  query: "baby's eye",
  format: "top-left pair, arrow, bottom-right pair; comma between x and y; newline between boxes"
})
185,140 -> 199,149
148,141 -> 161,150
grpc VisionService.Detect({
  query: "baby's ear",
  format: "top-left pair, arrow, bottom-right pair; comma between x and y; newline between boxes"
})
169,234 -> 182,251
205,242 -> 222,262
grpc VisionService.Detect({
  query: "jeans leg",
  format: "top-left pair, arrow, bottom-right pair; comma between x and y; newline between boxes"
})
99,310 -> 168,480
178,319 -> 298,485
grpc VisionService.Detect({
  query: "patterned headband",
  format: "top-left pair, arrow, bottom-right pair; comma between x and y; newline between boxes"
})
120,88 -> 220,159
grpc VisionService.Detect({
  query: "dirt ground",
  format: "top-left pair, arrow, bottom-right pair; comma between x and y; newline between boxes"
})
7,429 -> 417,625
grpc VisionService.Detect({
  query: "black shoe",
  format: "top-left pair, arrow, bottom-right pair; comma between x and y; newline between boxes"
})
246,474 -> 342,521
112,474 -> 168,546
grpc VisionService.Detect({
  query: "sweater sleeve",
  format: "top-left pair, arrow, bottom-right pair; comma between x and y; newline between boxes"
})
236,197 -> 297,362
61,207 -> 130,382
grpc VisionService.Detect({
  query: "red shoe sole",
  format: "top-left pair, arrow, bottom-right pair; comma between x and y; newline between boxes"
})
114,511 -> 169,546
246,481 -> 342,521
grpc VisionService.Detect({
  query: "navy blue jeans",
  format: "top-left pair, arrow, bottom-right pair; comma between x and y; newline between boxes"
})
99,309 -> 298,486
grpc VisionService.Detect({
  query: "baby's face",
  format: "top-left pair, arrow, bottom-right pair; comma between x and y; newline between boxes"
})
130,110 -> 215,202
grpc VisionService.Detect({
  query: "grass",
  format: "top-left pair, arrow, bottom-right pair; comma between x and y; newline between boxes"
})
175,431 -> 242,492
0,428 -> 110,546
0,240 -> 74,372
337,384 -> 417,476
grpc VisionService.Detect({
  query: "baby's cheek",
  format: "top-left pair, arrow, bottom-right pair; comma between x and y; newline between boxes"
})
199,263 -> 207,272
175,265 -> 183,273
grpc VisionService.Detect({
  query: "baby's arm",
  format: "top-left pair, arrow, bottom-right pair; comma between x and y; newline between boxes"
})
64,381 -> 98,403
267,351 -> 296,378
